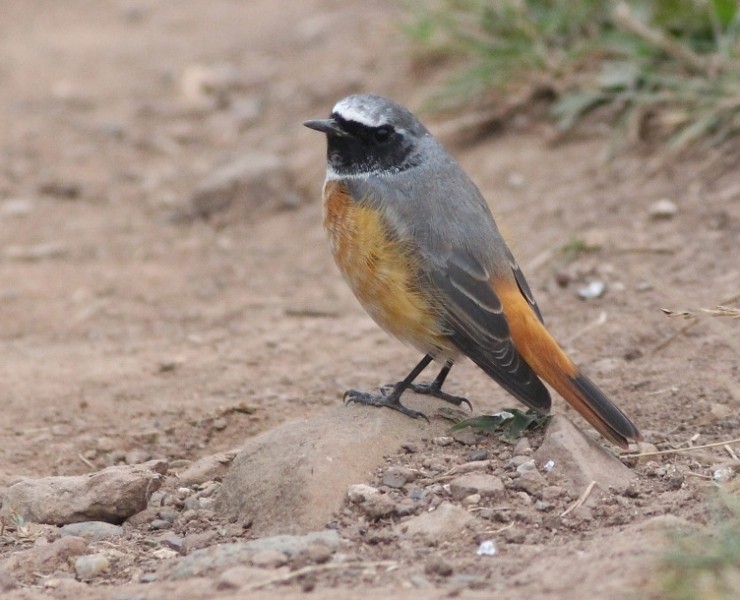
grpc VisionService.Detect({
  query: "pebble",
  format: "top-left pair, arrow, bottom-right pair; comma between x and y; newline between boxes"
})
513,437 -> 532,455
250,549 -> 287,568
402,502 -> 476,538
347,484 -> 379,503
510,469 -> 546,496
462,493 -> 481,507
455,460 -> 490,474
433,436 -> 454,447
74,554 -> 109,580
382,466 -> 416,488
515,459 -> 536,473
357,493 -> 396,520
476,540 -> 497,556
449,474 -> 505,501
451,428 -> 480,445
0,460 -> 167,526
467,449 -> 489,462
159,534 -> 185,554
171,530 -> 340,580
60,521 -> 124,541
424,555 -> 453,577
648,198 -> 677,219
149,519 -> 171,530
177,450 -> 236,485
577,280 -> 606,300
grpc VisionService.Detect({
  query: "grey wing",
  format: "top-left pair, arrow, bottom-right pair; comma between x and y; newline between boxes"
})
428,250 -> 551,412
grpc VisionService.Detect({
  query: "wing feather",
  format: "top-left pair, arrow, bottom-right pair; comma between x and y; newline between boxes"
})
429,251 -> 551,412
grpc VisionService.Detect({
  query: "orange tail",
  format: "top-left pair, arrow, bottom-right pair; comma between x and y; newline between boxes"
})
497,281 -> 642,449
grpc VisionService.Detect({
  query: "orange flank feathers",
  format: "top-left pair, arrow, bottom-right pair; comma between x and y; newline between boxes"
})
322,181 -> 449,355
494,278 -> 642,449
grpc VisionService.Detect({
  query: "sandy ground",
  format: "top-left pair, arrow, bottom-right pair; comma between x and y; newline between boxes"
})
1,1 -> 739,598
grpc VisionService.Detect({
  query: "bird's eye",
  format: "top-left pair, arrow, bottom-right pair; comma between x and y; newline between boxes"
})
373,126 -> 392,143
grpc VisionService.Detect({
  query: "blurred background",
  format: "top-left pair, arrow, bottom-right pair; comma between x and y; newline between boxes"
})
0,1 -> 738,597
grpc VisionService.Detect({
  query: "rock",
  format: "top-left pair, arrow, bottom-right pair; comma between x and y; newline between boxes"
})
648,198 -> 677,219
577,280 -> 606,300
250,549 -> 287,568
60,521 -> 124,541
382,466 -> 415,488
170,530 -> 339,579
356,493 -> 396,520
449,474 -> 505,501
513,437 -> 531,455
402,502 -> 477,538
467,449 -> 489,461
215,399 -> 447,535
347,484 -> 379,503
188,153 -> 301,221
534,416 -> 635,491
510,470 -> 546,496
1,536 -> 88,576
450,428 -> 480,445
0,460 -> 167,525
74,554 -> 109,580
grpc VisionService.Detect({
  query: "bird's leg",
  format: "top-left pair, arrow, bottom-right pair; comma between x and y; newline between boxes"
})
344,354 -> 434,420
408,361 -> 472,410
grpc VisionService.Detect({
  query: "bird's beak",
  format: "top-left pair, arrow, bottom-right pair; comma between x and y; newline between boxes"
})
303,118 -> 346,136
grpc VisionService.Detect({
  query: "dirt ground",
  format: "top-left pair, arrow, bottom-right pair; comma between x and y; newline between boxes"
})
1,1 -> 739,598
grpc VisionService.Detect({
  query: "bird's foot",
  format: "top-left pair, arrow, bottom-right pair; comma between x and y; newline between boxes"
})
344,387 -> 429,421
408,382 -> 472,411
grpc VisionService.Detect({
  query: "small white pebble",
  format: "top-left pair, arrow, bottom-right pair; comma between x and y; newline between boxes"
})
515,460 -> 536,474
578,280 -> 606,300
543,460 -> 556,473
648,198 -> 677,219
476,540 -> 497,556
713,467 -> 734,482
74,554 -> 109,579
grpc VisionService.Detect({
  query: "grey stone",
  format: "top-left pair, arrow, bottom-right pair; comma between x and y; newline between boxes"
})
534,415 -> 635,491
382,466 -> 415,488
402,502 -> 477,538
177,451 -> 237,486
250,549 -> 287,568
449,474 -> 505,501
509,470 -> 546,496
189,153 -> 301,220
74,553 -> 109,580
215,398 -> 447,535
170,529 -> 339,579
60,521 -> 124,541
0,536 -> 88,576
1,460 -> 167,525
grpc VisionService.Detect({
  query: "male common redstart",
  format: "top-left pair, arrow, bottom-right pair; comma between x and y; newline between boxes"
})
304,94 -> 641,449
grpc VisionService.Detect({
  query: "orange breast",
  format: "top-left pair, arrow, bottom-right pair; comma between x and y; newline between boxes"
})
322,181 -> 449,356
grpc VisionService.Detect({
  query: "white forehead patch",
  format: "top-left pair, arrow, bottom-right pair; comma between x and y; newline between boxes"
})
332,98 -> 386,127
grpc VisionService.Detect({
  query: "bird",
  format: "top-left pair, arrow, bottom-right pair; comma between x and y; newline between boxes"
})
304,94 -> 641,449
